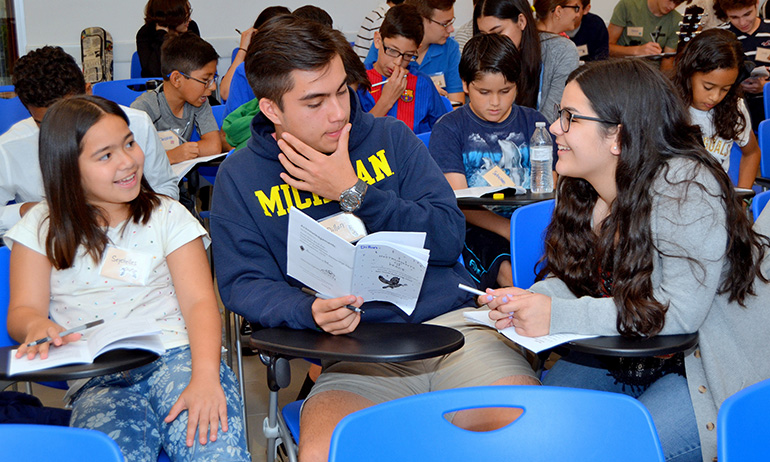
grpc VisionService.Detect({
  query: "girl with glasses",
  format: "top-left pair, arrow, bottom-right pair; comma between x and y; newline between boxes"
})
473,0 -> 580,123
534,0 -> 584,35
480,59 -> 770,462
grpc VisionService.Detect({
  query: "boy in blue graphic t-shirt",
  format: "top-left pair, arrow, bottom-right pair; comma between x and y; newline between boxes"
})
429,33 -> 555,289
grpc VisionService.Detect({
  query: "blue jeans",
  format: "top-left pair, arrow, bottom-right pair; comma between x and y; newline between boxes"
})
69,346 -> 250,462
543,352 -> 701,462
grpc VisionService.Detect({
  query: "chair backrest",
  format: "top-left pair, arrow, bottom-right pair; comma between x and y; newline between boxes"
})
764,82 -> 770,121
130,51 -> 142,79
211,104 -> 226,129
0,245 -> 13,347
717,378 -> 770,461
329,385 -> 665,462
0,96 -> 31,136
752,190 -> 770,220
758,119 -> 770,179
416,131 -> 430,148
727,142 -> 741,186
440,95 -> 453,112
92,78 -> 160,107
510,199 -> 555,288
0,424 -> 124,461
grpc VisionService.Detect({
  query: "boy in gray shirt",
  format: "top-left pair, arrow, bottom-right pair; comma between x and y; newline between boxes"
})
132,32 -> 221,164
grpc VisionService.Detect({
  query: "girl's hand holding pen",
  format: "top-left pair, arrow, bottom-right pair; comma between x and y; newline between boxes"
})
17,320 -> 82,360
482,287 -> 552,337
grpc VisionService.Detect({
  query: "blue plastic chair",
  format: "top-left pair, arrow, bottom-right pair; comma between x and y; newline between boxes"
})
727,143 -> 741,186
0,424 -> 124,461
416,131 -> 430,148
717,377 -> 770,461
0,88 -> 31,135
440,95 -> 453,112
752,190 -> 770,220
92,78 -> 161,107
759,120 -> 770,178
0,245 -> 13,347
211,104 -> 226,129
130,51 -> 142,79
328,385 -> 665,462
764,82 -> 770,120
509,199 -> 555,288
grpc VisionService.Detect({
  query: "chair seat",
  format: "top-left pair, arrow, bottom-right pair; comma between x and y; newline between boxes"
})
282,399 -> 303,443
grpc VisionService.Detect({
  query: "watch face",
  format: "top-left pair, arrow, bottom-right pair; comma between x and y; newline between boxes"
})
340,191 -> 361,212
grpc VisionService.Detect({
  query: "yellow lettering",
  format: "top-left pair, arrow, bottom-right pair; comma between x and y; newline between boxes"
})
279,184 -> 294,213
291,186 -> 312,209
311,193 -> 332,205
368,150 -> 394,182
254,186 -> 287,217
356,160 -> 375,184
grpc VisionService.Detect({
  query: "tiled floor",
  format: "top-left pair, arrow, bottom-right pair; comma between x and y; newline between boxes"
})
31,348 -> 310,462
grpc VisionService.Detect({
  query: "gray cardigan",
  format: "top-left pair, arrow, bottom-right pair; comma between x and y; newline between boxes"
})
538,32 -> 579,124
531,158 -> 770,462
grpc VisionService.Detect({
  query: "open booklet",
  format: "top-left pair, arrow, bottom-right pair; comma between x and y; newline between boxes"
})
464,310 -> 598,354
171,152 -> 229,182
8,317 -> 166,376
287,208 -> 430,316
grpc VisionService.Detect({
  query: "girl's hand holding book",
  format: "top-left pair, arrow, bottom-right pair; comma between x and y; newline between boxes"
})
17,320 -> 82,360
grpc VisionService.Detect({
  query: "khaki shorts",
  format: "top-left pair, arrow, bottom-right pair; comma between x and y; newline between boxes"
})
306,307 -> 538,406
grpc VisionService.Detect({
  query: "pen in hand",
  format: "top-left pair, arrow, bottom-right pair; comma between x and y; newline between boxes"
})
301,287 -> 364,314
26,319 -> 105,347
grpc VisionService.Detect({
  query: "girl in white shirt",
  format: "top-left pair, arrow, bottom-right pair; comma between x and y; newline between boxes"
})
673,28 -> 761,189
4,95 -> 249,461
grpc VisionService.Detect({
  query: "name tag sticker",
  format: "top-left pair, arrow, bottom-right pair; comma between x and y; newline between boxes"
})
319,212 -> 368,243
627,26 -> 644,38
483,166 -> 517,187
429,72 -> 447,89
755,47 -> 770,63
100,246 -> 153,285
576,44 -> 589,57
157,130 -> 183,151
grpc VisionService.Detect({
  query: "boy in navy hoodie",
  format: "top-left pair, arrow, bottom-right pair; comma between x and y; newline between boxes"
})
210,16 -> 538,462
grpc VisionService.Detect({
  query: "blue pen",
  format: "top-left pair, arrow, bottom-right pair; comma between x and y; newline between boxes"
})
301,287 -> 364,314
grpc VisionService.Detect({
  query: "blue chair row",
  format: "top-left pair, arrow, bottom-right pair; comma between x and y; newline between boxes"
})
92,78 -> 162,107
0,86 -> 31,136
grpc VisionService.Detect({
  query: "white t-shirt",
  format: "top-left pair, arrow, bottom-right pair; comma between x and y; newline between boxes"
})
688,99 -> 752,172
3,197 -> 207,350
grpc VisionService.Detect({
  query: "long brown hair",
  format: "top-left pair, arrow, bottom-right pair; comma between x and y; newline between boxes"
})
542,59 -> 768,337
39,96 -> 160,270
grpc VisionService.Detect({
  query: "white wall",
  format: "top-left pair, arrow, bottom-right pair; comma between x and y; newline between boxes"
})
17,0 -> 475,79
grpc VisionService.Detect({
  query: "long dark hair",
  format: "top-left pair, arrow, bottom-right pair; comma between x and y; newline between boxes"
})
473,0 -> 541,109
39,96 -> 160,270
543,59 -> 767,337
673,28 -> 746,141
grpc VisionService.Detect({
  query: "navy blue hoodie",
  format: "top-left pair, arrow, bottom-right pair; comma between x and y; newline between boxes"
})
211,91 -> 476,329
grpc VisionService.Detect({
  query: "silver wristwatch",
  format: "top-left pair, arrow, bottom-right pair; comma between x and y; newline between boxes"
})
339,179 -> 368,213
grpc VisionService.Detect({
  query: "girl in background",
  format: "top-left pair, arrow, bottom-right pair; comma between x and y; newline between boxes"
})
5,96 -> 249,461
482,59 -> 770,461
673,28 -> 761,189
137,0 -> 200,78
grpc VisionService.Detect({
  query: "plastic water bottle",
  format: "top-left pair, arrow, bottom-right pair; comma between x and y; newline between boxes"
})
530,121 -> 554,194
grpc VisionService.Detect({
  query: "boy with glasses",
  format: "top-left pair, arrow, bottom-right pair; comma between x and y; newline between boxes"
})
358,4 -> 449,133
365,0 -> 464,105
565,0 -> 609,61
131,32 -> 221,164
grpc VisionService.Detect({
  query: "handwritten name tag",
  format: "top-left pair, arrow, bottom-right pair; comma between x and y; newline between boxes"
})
319,212 -> 368,243
576,44 -> 589,57
755,47 -> 770,63
429,72 -> 447,89
627,26 -> 644,38
157,130 -> 183,151
100,246 -> 153,285
483,166 -> 518,187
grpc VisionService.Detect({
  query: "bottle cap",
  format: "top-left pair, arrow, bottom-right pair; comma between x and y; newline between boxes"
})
535,121 -> 545,128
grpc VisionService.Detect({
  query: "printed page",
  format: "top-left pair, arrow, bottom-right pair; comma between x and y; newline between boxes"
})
171,152 -> 228,182
351,233 -> 429,316
9,342 -> 93,375
463,310 -> 598,354
287,208 -> 356,296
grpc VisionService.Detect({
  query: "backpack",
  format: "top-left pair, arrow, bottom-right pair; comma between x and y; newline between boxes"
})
80,27 -> 113,84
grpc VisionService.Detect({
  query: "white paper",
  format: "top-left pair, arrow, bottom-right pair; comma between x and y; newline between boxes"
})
454,186 -> 525,198
171,152 -> 228,182
8,318 -> 165,375
287,208 -> 429,314
463,310 -> 598,354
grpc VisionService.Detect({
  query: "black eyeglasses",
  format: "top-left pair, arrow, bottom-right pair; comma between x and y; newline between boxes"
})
382,44 -> 418,62
555,105 -> 617,132
560,4 -> 581,13
172,71 -> 218,88
426,16 -> 455,28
